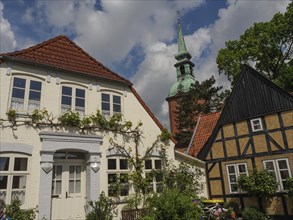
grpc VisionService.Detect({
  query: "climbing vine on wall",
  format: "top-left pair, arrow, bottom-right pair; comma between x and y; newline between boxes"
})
1,108 -> 172,207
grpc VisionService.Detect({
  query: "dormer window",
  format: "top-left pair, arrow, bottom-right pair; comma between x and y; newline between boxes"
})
10,77 -> 42,112
251,118 -> 263,132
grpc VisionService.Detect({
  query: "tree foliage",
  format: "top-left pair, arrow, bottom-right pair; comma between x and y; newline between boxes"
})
217,2 -> 293,91
86,192 -> 117,220
4,199 -> 37,220
238,169 -> 278,199
143,162 -> 204,220
174,76 -> 229,147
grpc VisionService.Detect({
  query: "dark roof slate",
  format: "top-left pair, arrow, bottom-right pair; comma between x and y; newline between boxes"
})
219,64 -> 293,125
197,65 -> 293,160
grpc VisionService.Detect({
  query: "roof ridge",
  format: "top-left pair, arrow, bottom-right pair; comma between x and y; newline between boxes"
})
63,37 -> 132,85
1,35 -> 132,85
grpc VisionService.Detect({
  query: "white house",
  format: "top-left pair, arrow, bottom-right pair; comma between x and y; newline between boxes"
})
0,35 -> 206,220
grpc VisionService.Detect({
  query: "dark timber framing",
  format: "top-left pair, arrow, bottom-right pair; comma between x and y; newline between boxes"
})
196,65 -> 293,218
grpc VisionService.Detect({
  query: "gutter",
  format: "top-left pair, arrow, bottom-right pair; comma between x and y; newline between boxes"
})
175,150 -> 205,165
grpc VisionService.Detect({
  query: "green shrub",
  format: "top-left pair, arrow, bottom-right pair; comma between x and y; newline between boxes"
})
86,192 -> 117,220
143,189 -> 203,220
5,199 -> 37,220
242,207 -> 268,220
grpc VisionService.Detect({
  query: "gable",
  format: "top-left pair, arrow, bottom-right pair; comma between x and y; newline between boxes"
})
0,35 -> 131,86
197,65 -> 293,160
219,65 -> 293,125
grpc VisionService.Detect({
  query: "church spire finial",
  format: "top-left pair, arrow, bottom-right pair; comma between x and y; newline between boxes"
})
175,12 -> 191,61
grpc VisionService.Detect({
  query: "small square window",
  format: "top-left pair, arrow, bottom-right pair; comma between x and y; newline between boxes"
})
251,118 -> 263,132
108,159 -> 116,170
155,160 -> 162,170
120,159 -> 128,170
145,160 -> 152,170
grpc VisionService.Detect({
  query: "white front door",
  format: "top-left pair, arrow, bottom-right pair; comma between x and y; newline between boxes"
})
51,162 -> 86,220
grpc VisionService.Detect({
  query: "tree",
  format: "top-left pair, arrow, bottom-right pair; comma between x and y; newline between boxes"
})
142,162 -> 204,220
238,169 -> 278,212
217,2 -> 293,91
174,76 -> 229,147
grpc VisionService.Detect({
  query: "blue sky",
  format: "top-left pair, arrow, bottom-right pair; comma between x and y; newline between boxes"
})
0,0 -> 290,127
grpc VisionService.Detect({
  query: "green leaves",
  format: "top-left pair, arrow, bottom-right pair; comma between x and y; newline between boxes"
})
238,169 -> 278,199
217,2 -> 293,91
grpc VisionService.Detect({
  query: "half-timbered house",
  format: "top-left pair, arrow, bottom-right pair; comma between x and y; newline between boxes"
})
188,65 -> 293,219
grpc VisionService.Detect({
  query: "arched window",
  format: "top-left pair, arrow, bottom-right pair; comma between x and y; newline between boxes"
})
180,66 -> 185,75
101,92 -> 122,116
10,76 -> 43,112
61,85 -> 86,116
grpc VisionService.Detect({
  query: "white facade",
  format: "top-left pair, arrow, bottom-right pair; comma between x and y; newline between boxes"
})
0,59 -> 179,219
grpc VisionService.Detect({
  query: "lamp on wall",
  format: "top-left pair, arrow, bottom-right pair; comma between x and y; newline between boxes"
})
96,84 -> 100,92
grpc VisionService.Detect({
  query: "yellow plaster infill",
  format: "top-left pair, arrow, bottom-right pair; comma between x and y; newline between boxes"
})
236,121 -> 249,136
223,124 -> 234,138
265,114 -> 280,130
285,130 -> 293,149
212,142 -> 224,159
282,110 -> 293,127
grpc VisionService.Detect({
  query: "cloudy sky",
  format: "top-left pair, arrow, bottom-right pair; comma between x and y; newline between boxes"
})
0,0 -> 290,128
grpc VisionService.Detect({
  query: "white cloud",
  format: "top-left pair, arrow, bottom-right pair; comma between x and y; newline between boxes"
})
2,0 -> 289,129
132,0 -> 290,128
0,1 -> 17,53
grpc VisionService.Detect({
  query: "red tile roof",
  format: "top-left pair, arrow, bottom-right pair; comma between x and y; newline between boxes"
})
0,35 -> 132,85
0,35 -> 170,137
188,111 -> 221,157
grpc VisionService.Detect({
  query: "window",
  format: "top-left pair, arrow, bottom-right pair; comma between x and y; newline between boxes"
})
11,77 -> 42,112
101,93 -> 122,116
61,86 -> 85,116
107,158 -> 129,197
145,159 -> 163,193
251,118 -> 263,132
263,158 -> 291,191
226,163 -> 248,193
0,155 -> 29,205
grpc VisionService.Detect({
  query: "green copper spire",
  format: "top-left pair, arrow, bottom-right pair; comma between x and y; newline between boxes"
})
175,15 -> 191,61
168,14 -> 195,98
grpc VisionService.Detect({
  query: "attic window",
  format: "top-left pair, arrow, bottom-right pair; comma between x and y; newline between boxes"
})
251,118 -> 263,132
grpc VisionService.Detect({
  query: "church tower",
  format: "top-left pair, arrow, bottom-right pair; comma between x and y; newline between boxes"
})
166,16 -> 196,136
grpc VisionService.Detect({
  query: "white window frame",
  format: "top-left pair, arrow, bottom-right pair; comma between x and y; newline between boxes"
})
251,118 -> 263,132
10,76 -> 43,113
101,92 -> 122,116
107,157 -> 130,197
263,158 -> 291,191
61,85 -> 86,116
144,158 -> 163,193
0,154 -> 30,207
226,163 -> 248,194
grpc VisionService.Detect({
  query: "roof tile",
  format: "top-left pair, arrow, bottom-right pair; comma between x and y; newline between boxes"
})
0,35 -> 131,85
188,111 -> 221,157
